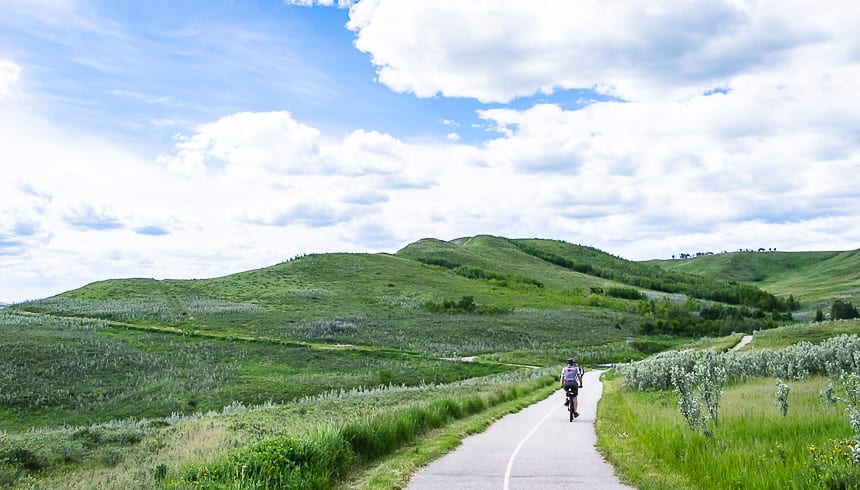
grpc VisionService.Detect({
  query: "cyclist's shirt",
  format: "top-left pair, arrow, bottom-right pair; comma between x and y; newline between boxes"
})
561,366 -> 579,384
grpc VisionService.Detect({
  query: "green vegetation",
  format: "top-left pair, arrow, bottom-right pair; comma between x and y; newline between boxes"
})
171,375 -> 554,489
0,309 -> 509,431
2,235 -> 857,488
600,319 -> 860,489
513,239 -> 798,311
598,376 -> 856,489
750,319 -> 860,349
650,249 -> 860,318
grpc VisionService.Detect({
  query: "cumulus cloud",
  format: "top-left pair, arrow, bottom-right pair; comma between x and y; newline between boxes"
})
157,111 -> 325,177
238,202 -> 344,228
4,0 -> 860,303
346,0 -> 859,102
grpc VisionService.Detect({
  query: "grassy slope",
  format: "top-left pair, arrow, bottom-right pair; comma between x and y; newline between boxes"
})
32,248 -> 644,358
4,236 -> 857,487
396,235 -> 614,291
649,249 -> 860,313
646,250 -> 841,283
5,237 -> 662,431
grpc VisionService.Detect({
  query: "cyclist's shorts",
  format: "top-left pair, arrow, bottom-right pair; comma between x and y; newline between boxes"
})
563,382 -> 579,397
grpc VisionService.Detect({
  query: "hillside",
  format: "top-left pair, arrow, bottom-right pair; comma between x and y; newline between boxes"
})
17,235 -> 801,353
648,249 -> 860,314
645,250 -> 842,283
2,235 -> 854,489
3,235 -> 809,431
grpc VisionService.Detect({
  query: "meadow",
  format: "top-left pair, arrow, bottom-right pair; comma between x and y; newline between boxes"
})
599,319 -> 860,489
2,236 -> 857,488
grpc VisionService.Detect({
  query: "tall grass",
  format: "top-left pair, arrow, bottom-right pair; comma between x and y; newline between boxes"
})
0,309 -> 511,430
170,376 -> 555,489
597,376 -> 854,489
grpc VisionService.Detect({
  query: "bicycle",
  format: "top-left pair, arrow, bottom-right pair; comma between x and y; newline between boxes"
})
565,388 -> 579,422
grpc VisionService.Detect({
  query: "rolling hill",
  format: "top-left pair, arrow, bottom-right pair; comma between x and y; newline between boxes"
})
3,235 -> 858,488
648,248 -> 860,316
3,235 -> 842,431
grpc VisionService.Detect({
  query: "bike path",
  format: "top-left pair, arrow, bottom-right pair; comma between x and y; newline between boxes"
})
407,370 -> 633,489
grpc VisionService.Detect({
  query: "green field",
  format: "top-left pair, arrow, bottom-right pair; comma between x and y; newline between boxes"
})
2,236 -> 859,488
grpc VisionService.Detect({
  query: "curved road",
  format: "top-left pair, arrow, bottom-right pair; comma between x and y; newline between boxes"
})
408,370 -> 633,489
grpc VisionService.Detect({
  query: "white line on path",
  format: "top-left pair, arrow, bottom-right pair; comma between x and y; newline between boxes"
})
502,402 -> 561,490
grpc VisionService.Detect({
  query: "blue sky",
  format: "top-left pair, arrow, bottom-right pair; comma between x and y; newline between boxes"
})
1,0 -> 859,303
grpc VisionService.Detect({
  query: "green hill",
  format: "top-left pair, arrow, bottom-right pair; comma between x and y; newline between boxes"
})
18,235 -> 801,355
648,249 -> 860,316
2,235 -> 820,431
645,250 -> 842,283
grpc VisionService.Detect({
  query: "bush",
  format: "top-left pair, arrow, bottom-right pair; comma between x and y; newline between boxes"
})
831,300 -> 859,320
421,296 -> 510,314
606,287 -> 646,300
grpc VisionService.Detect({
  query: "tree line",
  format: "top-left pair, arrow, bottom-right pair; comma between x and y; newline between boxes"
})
513,242 -> 798,313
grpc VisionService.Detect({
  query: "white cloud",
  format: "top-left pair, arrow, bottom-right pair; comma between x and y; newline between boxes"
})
3,1 -> 860,303
346,0 -> 860,103
0,60 -> 21,99
157,111 -> 325,178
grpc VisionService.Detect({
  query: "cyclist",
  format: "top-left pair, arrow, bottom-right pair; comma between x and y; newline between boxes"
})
560,358 -> 580,418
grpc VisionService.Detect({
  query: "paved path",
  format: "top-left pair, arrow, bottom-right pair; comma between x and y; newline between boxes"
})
730,334 -> 754,352
407,370 -> 633,489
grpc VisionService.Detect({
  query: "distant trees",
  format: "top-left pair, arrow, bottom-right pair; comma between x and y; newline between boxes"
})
674,248 -> 777,259
513,242 -> 797,313
416,258 -> 543,288
420,296 -> 509,314
606,287 -> 647,301
830,299 -> 859,320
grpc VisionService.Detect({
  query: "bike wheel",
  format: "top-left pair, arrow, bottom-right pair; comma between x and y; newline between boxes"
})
569,401 -> 574,422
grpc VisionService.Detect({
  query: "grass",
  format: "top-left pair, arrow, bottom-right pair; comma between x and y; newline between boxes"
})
597,375 -> 857,489
649,249 -> 860,315
5,235 -> 857,488
7,369 -> 556,489
0,309 -> 511,430
15,251 -> 647,361
749,318 -> 860,350
344,381 -> 559,489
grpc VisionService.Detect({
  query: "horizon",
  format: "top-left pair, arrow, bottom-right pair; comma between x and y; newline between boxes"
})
2,235 -> 853,304
2,1 -> 859,303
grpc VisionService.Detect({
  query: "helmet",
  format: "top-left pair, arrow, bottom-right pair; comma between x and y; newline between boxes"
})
567,358 -> 574,365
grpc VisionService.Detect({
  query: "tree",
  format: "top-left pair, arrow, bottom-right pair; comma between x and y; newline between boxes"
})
831,299 -> 859,320
814,309 -> 825,322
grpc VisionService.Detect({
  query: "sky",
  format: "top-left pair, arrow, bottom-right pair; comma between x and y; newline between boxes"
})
1,0 -> 859,303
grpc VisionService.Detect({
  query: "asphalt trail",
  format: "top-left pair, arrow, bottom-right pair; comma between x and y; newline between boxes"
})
407,370 -> 633,489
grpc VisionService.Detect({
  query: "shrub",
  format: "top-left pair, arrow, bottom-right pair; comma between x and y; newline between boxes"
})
831,300 -> 859,320
775,379 -> 790,417
606,287 -> 646,301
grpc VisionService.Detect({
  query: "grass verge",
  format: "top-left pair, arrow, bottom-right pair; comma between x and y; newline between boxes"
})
166,375 -> 556,488
342,382 -> 558,489
596,374 -> 857,489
